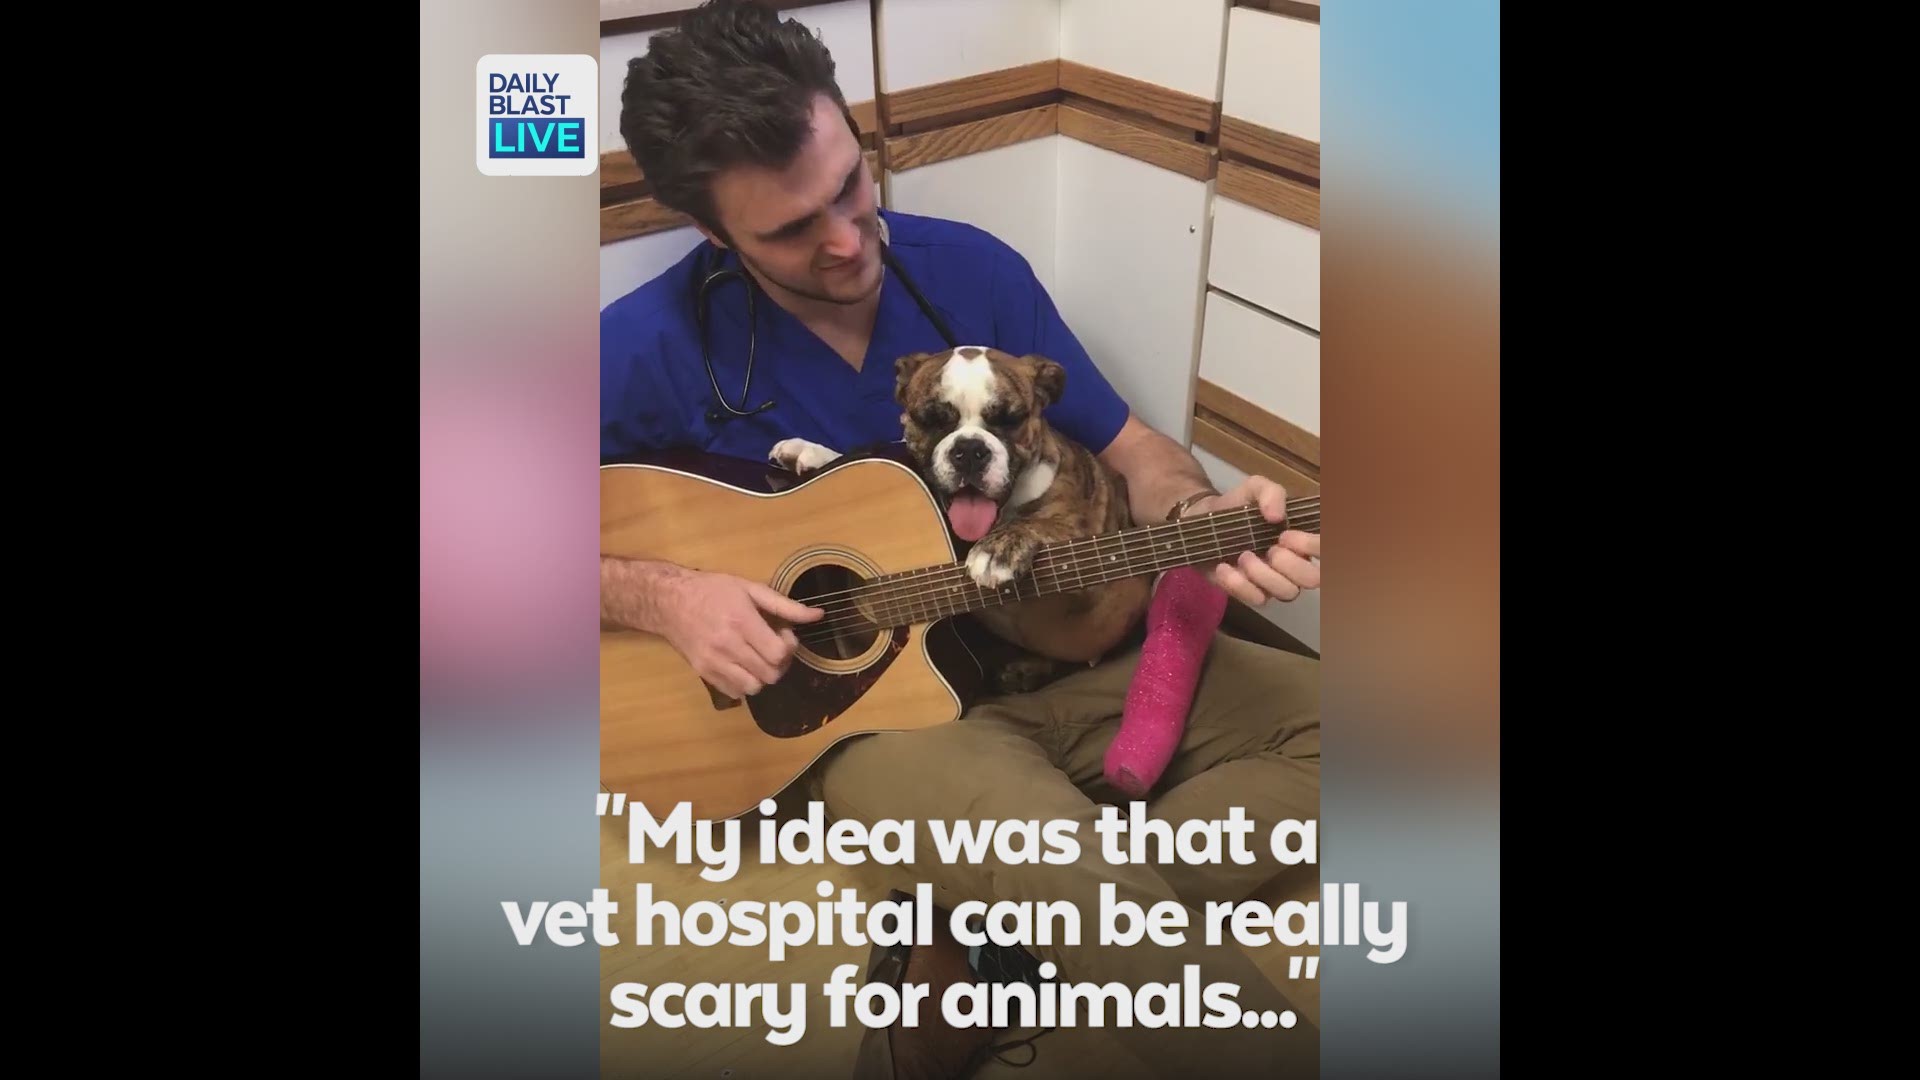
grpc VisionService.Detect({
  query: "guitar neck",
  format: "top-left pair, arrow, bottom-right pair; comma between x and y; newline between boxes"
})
856,495 -> 1320,626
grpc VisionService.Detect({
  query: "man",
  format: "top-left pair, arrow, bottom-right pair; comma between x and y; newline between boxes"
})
600,3 -> 1321,1077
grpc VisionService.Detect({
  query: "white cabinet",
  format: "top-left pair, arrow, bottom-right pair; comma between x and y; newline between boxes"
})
1054,138 -> 1211,444
1208,195 -> 1319,331
886,136 -> 1063,295
1195,289 -> 1318,436
1221,6 -> 1319,142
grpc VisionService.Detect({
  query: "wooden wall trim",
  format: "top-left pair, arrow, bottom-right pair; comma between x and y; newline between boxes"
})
1196,379 -> 1319,469
1193,416 -> 1320,496
604,148 -> 881,244
602,197 -> 692,245
850,100 -> 879,139
1058,105 -> 1216,182
596,61 -> 1320,200
1057,60 -> 1215,136
885,105 -> 1058,173
601,150 -> 642,190
1220,115 -> 1319,183
1232,0 -> 1321,22
1218,160 -> 1318,229
882,60 -> 1059,129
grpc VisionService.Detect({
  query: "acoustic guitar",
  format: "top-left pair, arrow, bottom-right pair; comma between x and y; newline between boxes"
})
600,445 -> 1320,822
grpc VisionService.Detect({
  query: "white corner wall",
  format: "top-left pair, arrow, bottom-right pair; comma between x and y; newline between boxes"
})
876,0 -> 1059,94
884,135 -> 1060,296
1053,137 -> 1210,445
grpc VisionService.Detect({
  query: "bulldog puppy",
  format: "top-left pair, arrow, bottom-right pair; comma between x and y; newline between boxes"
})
895,345 -> 1152,685
770,348 -> 1153,692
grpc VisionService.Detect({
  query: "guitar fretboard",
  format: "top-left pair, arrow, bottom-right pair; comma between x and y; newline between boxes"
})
847,498 -> 1318,628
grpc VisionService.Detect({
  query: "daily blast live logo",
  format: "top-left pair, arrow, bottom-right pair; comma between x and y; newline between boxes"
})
476,54 -> 598,177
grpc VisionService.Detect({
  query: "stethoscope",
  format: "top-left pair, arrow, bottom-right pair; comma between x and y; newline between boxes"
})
692,224 -> 962,423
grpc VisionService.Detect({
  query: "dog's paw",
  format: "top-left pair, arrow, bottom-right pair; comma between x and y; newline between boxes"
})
965,530 -> 1038,589
768,438 -> 840,475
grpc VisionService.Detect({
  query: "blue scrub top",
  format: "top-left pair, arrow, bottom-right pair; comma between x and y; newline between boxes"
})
600,209 -> 1131,465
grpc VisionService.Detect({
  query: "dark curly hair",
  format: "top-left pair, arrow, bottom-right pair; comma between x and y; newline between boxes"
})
620,0 -> 859,241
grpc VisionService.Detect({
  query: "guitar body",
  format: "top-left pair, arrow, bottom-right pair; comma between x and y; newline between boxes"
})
600,447 -> 987,822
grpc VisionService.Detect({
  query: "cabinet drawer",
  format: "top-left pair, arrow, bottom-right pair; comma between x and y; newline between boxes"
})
1208,189 -> 1319,330
1221,6 -> 1319,144
1195,289 -> 1318,438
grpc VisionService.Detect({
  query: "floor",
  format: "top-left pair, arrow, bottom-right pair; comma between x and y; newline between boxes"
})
599,787 -> 1320,1079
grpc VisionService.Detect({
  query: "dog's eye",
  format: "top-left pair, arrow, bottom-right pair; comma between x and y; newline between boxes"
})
912,403 -> 956,429
986,406 -> 1027,429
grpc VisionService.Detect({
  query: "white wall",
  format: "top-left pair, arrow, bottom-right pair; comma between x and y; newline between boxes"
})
1053,137 -> 1211,444
885,135 -> 1060,295
1060,0 -> 1230,101
876,0 -> 1059,93
600,226 -> 702,310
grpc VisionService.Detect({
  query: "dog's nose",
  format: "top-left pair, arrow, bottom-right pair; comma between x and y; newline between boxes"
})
949,439 -> 990,471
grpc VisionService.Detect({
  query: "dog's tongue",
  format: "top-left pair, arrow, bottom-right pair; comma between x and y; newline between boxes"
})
946,491 -> 999,542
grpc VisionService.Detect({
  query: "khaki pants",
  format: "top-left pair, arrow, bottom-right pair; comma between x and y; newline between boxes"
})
805,632 -> 1320,1079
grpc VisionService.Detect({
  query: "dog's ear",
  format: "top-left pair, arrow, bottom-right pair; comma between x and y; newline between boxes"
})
1026,355 -> 1067,409
894,351 -> 938,405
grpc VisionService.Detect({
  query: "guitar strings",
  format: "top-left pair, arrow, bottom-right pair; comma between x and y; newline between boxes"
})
791,507 -> 1320,642
788,502 -> 1316,627
785,498 -> 1319,612
792,514 -> 1316,643
791,506 -> 1322,638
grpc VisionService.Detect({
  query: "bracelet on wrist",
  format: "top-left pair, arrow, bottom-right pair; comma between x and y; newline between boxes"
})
1166,489 -> 1220,522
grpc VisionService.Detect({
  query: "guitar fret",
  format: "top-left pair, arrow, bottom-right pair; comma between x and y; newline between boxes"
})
888,576 -> 909,626
902,569 -> 926,625
889,571 -> 911,627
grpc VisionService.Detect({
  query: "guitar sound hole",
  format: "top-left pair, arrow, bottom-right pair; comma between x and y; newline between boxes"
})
789,564 -> 881,662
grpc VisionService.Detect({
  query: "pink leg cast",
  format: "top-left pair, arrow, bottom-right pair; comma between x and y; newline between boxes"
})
1104,566 -> 1228,798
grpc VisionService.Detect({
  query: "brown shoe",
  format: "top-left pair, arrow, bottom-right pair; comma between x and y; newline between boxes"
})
853,891 -> 998,1080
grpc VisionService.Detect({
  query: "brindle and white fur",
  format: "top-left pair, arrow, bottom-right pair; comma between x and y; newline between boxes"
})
770,346 -> 1151,691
